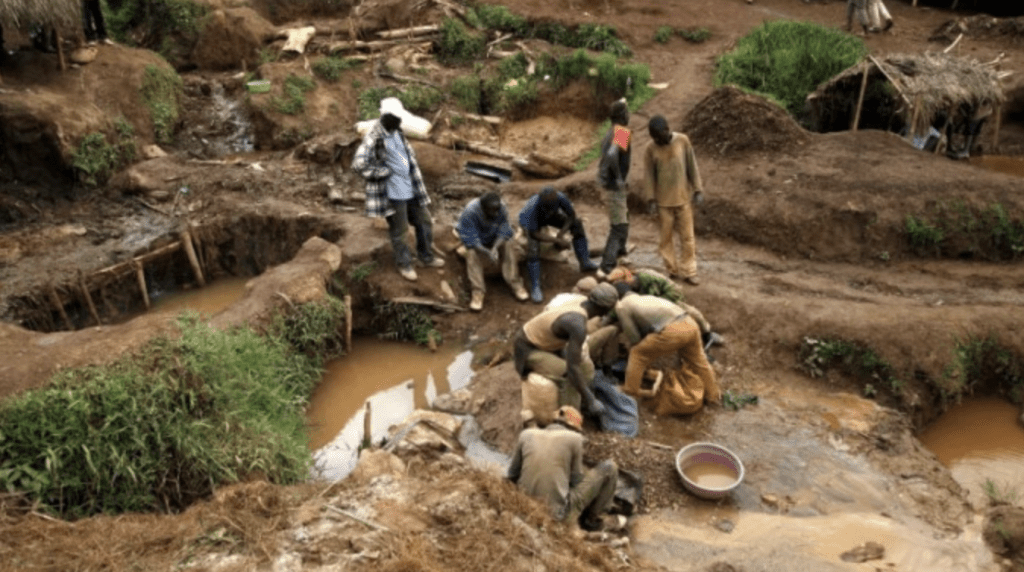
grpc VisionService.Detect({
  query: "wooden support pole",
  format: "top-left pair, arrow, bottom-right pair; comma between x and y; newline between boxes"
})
993,105 -> 1002,153
134,260 -> 151,310
851,62 -> 871,132
78,271 -> 101,326
48,285 -> 74,331
344,294 -> 353,352
180,229 -> 206,287
362,401 -> 372,449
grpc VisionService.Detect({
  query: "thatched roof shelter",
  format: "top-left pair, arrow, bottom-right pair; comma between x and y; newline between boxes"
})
0,0 -> 82,32
806,52 -> 1007,136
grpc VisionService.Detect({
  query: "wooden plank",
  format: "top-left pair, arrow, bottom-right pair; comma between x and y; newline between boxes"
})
377,25 -> 439,39
392,296 -> 464,313
78,271 -> 101,326
851,61 -> 871,132
48,285 -> 74,331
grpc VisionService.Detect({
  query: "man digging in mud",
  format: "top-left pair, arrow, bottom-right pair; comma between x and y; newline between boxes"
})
519,187 -> 600,303
507,405 -> 623,532
455,190 -> 529,311
514,283 -> 620,417
352,97 -> 444,282
643,115 -> 705,286
614,290 -> 722,414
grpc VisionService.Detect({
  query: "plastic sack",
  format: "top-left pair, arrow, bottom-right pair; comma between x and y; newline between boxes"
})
592,372 -> 639,438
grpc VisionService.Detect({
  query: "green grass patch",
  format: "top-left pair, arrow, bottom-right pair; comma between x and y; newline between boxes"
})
450,74 -> 483,112
104,0 -> 209,60
678,27 -> 711,43
312,56 -> 362,82
941,334 -> 1024,403
654,26 -> 674,44
714,20 -> 866,116
905,202 -> 1024,260
983,479 -> 1020,507
438,18 -> 486,65
272,74 -> 317,115
357,86 -> 401,120
0,300 -> 346,518
140,64 -> 184,144
71,118 -> 137,188
375,301 -> 441,347
399,85 -> 445,115
800,336 -> 903,397
467,3 -> 529,36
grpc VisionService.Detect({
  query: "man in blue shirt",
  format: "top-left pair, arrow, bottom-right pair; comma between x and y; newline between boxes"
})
456,191 -> 528,311
352,97 -> 443,281
518,187 -> 598,303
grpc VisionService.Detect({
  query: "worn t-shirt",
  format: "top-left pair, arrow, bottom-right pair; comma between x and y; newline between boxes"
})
506,424 -> 585,519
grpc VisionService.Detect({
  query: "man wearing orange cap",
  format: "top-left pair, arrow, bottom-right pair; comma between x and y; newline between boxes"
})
507,405 -> 620,530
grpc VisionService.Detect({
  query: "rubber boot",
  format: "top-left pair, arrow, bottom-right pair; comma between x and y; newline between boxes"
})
526,259 -> 544,303
600,223 -> 628,274
573,235 -> 599,272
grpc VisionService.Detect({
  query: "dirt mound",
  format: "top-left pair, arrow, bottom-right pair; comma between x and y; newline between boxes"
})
682,86 -> 810,156
930,16 -> 1024,44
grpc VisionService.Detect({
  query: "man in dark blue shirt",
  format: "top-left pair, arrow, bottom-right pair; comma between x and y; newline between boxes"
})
456,191 -> 528,311
518,187 -> 598,303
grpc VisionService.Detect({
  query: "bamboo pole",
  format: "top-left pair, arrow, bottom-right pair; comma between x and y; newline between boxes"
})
78,270 -> 101,326
56,30 -> 66,71
344,294 -> 353,352
134,260 -> 151,310
851,62 -> 871,132
92,241 -> 183,280
48,285 -> 74,331
376,24 -> 439,39
180,229 -> 206,287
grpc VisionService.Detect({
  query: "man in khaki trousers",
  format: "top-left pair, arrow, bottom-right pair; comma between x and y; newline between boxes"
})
642,115 -> 705,285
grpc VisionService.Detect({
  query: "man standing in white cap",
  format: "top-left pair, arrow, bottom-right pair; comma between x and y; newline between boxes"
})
352,96 -> 443,281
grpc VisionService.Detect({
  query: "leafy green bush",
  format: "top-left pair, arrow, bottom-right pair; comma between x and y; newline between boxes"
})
0,306 -> 340,518
905,214 -> 945,255
715,20 -> 866,115
905,203 -> 1024,260
105,0 -> 209,61
654,26 -> 674,44
312,56 -> 361,82
140,64 -> 183,144
469,4 -> 528,35
375,301 -> 441,347
398,85 -> 444,114
450,75 -> 483,112
678,27 -> 711,43
71,119 -> 137,187
800,336 -> 902,396
942,334 -> 1024,403
438,18 -> 486,65
272,74 -> 317,115
357,86 -> 401,120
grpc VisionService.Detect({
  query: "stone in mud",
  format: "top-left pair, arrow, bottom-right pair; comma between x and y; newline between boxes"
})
839,540 -> 885,563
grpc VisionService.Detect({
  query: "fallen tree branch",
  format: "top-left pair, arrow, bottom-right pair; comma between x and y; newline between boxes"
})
453,138 -> 518,161
377,66 -> 440,88
377,24 -> 439,39
392,296 -> 465,313
326,505 -> 391,531
325,38 -> 437,54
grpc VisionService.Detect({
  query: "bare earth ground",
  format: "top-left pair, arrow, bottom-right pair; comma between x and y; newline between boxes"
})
2,0 -> 1024,570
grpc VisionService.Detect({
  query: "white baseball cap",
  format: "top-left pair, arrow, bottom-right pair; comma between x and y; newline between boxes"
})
379,97 -> 406,117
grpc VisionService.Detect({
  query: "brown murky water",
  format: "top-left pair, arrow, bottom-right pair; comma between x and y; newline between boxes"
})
971,155 -> 1024,178
124,276 -> 251,321
918,396 -> 1024,510
306,338 -> 467,450
683,463 -> 738,489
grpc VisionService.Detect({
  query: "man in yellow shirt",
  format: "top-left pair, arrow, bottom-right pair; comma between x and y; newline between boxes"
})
642,115 -> 705,285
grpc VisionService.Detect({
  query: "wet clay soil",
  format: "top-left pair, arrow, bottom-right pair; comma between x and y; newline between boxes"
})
2,0 -> 1024,570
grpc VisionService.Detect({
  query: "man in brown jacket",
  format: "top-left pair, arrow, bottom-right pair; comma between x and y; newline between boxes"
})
642,115 -> 705,285
507,405 -> 619,529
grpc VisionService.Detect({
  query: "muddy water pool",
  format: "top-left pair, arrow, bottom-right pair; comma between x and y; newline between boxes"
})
918,396 -> 1024,510
971,155 -> 1024,178
310,339 -> 477,480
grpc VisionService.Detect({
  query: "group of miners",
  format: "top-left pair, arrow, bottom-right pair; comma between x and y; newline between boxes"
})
353,96 -> 706,311
353,95 -> 720,531
0,1 -> 112,61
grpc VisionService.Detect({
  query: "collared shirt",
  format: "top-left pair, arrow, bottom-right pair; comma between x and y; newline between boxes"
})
614,293 -> 687,346
457,197 -> 514,249
518,191 -> 577,233
351,119 -> 430,218
382,129 -> 414,200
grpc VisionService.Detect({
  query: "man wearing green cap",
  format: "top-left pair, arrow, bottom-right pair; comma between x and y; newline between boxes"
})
513,283 -> 620,416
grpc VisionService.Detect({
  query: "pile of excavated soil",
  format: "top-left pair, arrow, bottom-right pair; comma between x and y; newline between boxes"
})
682,86 -> 810,156
930,16 -> 1024,44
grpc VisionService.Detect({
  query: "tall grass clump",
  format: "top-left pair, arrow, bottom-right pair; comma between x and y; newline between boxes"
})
941,334 -> 1024,403
312,55 -> 361,82
450,74 -> 483,112
140,64 -> 184,144
0,301 -> 345,519
715,20 -> 866,116
438,18 -> 485,65
71,118 -> 137,187
800,336 -> 903,397
272,74 -> 317,115
905,202 -> 1024,260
